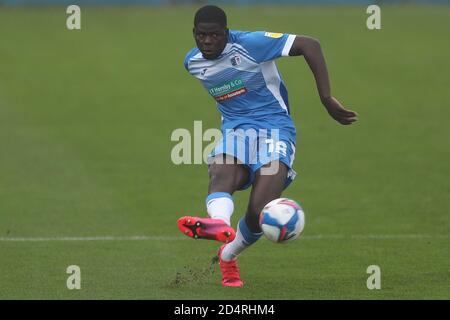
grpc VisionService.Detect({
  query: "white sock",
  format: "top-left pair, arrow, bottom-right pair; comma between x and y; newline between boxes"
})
206,192 -> 234,226
221,230 -> 248,261
221,218 -> 263,261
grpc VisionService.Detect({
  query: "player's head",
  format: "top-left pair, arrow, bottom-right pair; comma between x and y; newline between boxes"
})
193,5 -> 229,60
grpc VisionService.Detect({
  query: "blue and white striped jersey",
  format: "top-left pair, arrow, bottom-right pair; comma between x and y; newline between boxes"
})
184,30 -> 297,141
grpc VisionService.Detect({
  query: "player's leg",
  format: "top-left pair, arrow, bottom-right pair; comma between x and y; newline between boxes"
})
221,161 -> 288,261
217,131 -> 295,287
245,161 -> 288,232
177,154 -> 249,243
208,154 -> 248,194
206,154 -> 249,225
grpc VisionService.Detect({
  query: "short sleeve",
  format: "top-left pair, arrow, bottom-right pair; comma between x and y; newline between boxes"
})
183,48 -> 199,72
183,55 -> 190,71
238,31 -> 296,63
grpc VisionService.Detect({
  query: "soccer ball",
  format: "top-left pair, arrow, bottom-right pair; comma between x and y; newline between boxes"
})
259,198 -> 305,243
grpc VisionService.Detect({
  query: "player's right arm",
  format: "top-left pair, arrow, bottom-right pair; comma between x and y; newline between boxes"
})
289,35 -> 358,125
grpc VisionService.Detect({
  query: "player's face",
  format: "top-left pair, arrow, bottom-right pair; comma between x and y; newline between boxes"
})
193,23 -> 228,60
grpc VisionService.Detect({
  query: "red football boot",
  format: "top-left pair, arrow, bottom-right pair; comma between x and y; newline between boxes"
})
177,216 -> 236,243
217,245 -> 243,287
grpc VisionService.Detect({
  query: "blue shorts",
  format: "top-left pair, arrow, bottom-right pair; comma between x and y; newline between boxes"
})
208,128 -> 297,190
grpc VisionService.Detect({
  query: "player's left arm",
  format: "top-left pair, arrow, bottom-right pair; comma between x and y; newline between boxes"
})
289,35 -> 358,125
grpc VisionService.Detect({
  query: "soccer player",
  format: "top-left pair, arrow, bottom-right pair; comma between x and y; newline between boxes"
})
178,5 -> 357,287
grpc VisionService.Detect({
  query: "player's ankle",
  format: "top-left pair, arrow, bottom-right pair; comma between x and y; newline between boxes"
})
220,244 -> 237,262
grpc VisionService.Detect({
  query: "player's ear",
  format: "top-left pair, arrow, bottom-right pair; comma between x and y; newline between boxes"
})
192,27 -> 196,37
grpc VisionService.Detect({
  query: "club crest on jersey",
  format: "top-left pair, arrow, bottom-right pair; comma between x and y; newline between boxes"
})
230,54 -> 241,67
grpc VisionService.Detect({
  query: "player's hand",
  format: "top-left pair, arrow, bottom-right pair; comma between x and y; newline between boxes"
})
322,96 -> 358,125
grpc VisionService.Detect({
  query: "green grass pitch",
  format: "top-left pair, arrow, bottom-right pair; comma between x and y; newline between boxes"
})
0,5 -> 449,299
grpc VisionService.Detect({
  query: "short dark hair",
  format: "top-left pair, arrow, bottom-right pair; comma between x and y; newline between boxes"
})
194,5 -> 227,28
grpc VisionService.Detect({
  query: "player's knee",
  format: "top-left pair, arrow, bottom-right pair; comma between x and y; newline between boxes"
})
209,164 -> 238,191
209,156 -> 247,191
209,164 -> 229,182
